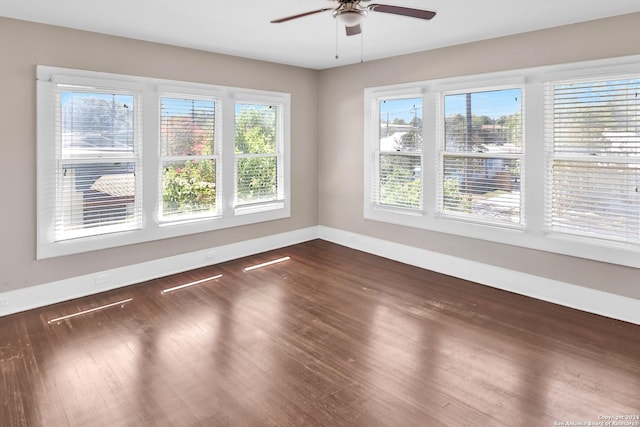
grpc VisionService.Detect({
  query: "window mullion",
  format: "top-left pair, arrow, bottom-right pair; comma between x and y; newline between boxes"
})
521,80 -> 544,234
143,90 -> 159,229
422,91 -> 437,216
221,93 -> 236,217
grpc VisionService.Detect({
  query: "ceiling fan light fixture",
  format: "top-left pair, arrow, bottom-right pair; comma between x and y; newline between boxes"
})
333,9 -> 367,26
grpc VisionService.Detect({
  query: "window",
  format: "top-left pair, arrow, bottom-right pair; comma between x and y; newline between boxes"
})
439,88 -> 523,226
365,56 -> 640,268
37,66 -> 290,258
52,86 -> 142,241
160,95 -> 219,221
546,76 -> 640,243
372,96 -> 423,209
235,103 -> 282,208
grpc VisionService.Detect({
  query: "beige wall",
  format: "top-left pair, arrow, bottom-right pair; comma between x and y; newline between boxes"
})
0,17 -> 319,292
2,13 -> 640,302
318,12 -> 640,300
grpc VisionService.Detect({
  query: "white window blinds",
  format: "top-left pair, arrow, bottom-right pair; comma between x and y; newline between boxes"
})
440,88 -> 523,225
160,96 -> 218,220
375,97 -> 423,209
234,103 -> 281,205
55,87 -> 142,240
546,77 -> 640,243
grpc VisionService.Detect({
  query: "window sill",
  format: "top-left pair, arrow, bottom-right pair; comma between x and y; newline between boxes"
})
38,204 -> 290,259
364,205 -> 640,269
235,200 -> 285,216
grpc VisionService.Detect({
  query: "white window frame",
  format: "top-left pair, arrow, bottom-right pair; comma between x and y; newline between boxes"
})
364,55 -> 640,269
37,66 -> 291,259
436,84 -> 525,228
544,74 -> 640,243
50,80 -> 144,242
367,91 -> 425,212
158,91 -> 222,223
232,96 -> 287,216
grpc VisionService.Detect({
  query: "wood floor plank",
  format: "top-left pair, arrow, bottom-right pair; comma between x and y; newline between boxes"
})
1,239 -> 639,426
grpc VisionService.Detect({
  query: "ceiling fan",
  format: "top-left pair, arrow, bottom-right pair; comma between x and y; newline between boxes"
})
271,0 -> 436,37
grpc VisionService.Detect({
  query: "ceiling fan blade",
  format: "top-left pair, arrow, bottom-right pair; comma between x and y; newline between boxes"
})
270,8 -> 333,23
367,4 -> 436,20
345,24 -> 362,36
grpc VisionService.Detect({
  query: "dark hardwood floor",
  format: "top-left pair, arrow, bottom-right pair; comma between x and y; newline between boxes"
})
1,240 -> 639,426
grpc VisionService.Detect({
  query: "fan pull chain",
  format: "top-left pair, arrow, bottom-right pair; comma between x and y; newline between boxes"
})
360,27 -> 364,63
335,19 -> 339,60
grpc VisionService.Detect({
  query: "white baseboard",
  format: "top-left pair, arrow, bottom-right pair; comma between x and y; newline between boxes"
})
0,227 -> 318,317
2,225 -> 638,325
317,226 -> 640,325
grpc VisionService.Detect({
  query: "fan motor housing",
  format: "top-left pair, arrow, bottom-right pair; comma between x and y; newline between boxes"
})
332,4 -> 368,25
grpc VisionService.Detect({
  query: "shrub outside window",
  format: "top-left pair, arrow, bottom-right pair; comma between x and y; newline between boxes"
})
235,103 -> 282,206
160,96 -> 219,221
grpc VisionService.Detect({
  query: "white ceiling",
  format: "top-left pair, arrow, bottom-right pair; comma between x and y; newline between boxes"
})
2,0 -> 640,69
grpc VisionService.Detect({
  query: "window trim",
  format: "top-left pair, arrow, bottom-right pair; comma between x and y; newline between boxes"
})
364,55 -> 640,269
37,66 -> 291,259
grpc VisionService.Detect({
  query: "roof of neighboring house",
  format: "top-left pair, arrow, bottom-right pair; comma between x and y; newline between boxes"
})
90,173 -> 135,198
